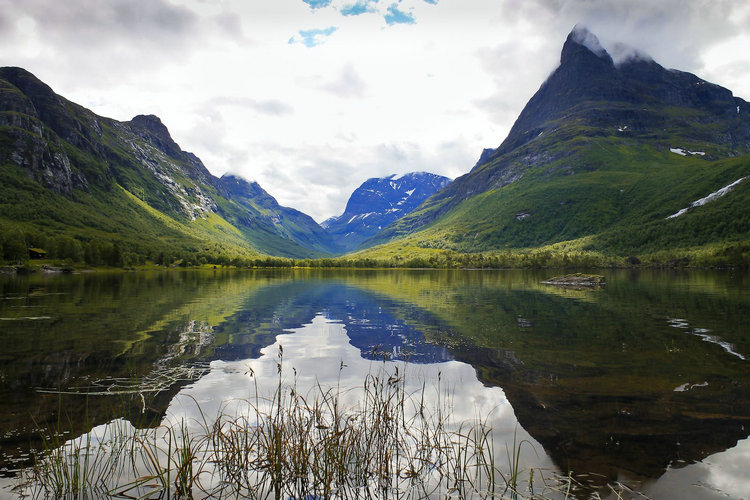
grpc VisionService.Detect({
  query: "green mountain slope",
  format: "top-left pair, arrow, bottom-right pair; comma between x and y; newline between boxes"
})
0,67 -> 337,264
361,27 -> 750,263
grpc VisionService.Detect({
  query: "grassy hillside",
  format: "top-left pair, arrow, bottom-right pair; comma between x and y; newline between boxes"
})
350,137 -> 750,267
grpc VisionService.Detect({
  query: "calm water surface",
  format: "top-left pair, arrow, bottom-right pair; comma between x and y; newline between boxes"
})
0,269 -> 749,498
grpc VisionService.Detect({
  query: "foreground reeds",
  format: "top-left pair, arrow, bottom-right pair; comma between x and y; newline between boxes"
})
21,351 -> 575,499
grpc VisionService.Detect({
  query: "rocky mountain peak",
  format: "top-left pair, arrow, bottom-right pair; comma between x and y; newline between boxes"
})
218,173 -> 275,206
561,25 -> 614,66
128,114 -> 182,158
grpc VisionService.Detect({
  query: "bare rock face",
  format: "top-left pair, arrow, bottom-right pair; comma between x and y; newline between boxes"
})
0,68 -> 89,194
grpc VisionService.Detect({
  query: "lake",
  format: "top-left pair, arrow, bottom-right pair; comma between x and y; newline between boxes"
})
0,269 -> 749,498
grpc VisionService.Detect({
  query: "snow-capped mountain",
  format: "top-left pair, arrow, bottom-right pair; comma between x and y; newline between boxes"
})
322,172 -> 451,252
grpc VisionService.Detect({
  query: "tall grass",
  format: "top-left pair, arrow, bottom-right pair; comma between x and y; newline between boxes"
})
21,355 -> 571,499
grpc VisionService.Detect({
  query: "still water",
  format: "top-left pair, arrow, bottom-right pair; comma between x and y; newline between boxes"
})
0,269 -> 749,498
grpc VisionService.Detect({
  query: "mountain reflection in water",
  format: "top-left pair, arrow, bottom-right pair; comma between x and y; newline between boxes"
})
0,269 -> 749,499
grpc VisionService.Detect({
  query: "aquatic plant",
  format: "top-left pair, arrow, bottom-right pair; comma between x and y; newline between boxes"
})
22,355 -> 568,499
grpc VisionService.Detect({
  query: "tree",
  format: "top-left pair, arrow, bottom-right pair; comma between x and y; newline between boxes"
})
2,230 -> 28,262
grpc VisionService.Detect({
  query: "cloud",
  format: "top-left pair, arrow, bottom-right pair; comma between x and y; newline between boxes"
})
10,0 -> 197,48
384,3 -> 415,25
319,63 -> 367,99
206,97 -> 295,117
290,26 -> 339,47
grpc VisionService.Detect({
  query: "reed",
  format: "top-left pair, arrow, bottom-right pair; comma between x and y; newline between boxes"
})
23,355 -> 568,499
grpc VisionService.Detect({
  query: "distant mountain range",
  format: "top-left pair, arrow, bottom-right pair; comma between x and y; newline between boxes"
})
2,25 -> 750,266
322,172 -> 451,252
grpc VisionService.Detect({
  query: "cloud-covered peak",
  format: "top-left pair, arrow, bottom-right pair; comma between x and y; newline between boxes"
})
561,24 -> 614,67
569,24 -> 608,58
610,42 -> 654,66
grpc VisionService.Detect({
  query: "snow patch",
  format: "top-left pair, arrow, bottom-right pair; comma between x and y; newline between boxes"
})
515,211 -> 531,220
674,381 -> 708,392
670,147 -> 706,157
666,177 -> 747,219
405,188 -> 415,197
617,125 -> 628,132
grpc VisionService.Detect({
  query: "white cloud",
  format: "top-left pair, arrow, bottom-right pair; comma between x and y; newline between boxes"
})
0,0 -> 748,222
319,63 -> 367,98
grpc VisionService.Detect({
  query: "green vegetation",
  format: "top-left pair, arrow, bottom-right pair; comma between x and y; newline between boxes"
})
353,139 -> 750,268
20,361 -> 572,499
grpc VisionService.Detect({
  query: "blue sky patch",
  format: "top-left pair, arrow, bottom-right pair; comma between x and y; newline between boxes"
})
290,26 -> 338,47
423,0 -> 438,4
384,4 -> 415,25
302,0 -> 333,9
341,0 -> 378,16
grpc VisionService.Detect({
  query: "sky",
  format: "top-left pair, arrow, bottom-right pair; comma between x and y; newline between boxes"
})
1,0 -> 749,222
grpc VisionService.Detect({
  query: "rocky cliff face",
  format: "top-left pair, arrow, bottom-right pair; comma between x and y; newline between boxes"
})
0,67 -> 90,194
323,172 -> 451,252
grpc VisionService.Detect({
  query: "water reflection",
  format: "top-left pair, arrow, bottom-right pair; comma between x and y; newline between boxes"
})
0,269 -> 749,499
167,314 -> 551,487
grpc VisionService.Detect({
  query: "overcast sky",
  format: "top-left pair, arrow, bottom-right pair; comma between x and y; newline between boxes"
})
2,0 -> 749,222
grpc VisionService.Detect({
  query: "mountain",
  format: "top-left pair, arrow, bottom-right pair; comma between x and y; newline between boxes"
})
0,67 -> 337,263
217,174 -> 338,256
362,26 -> 750,261
322,172 -> 451,252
